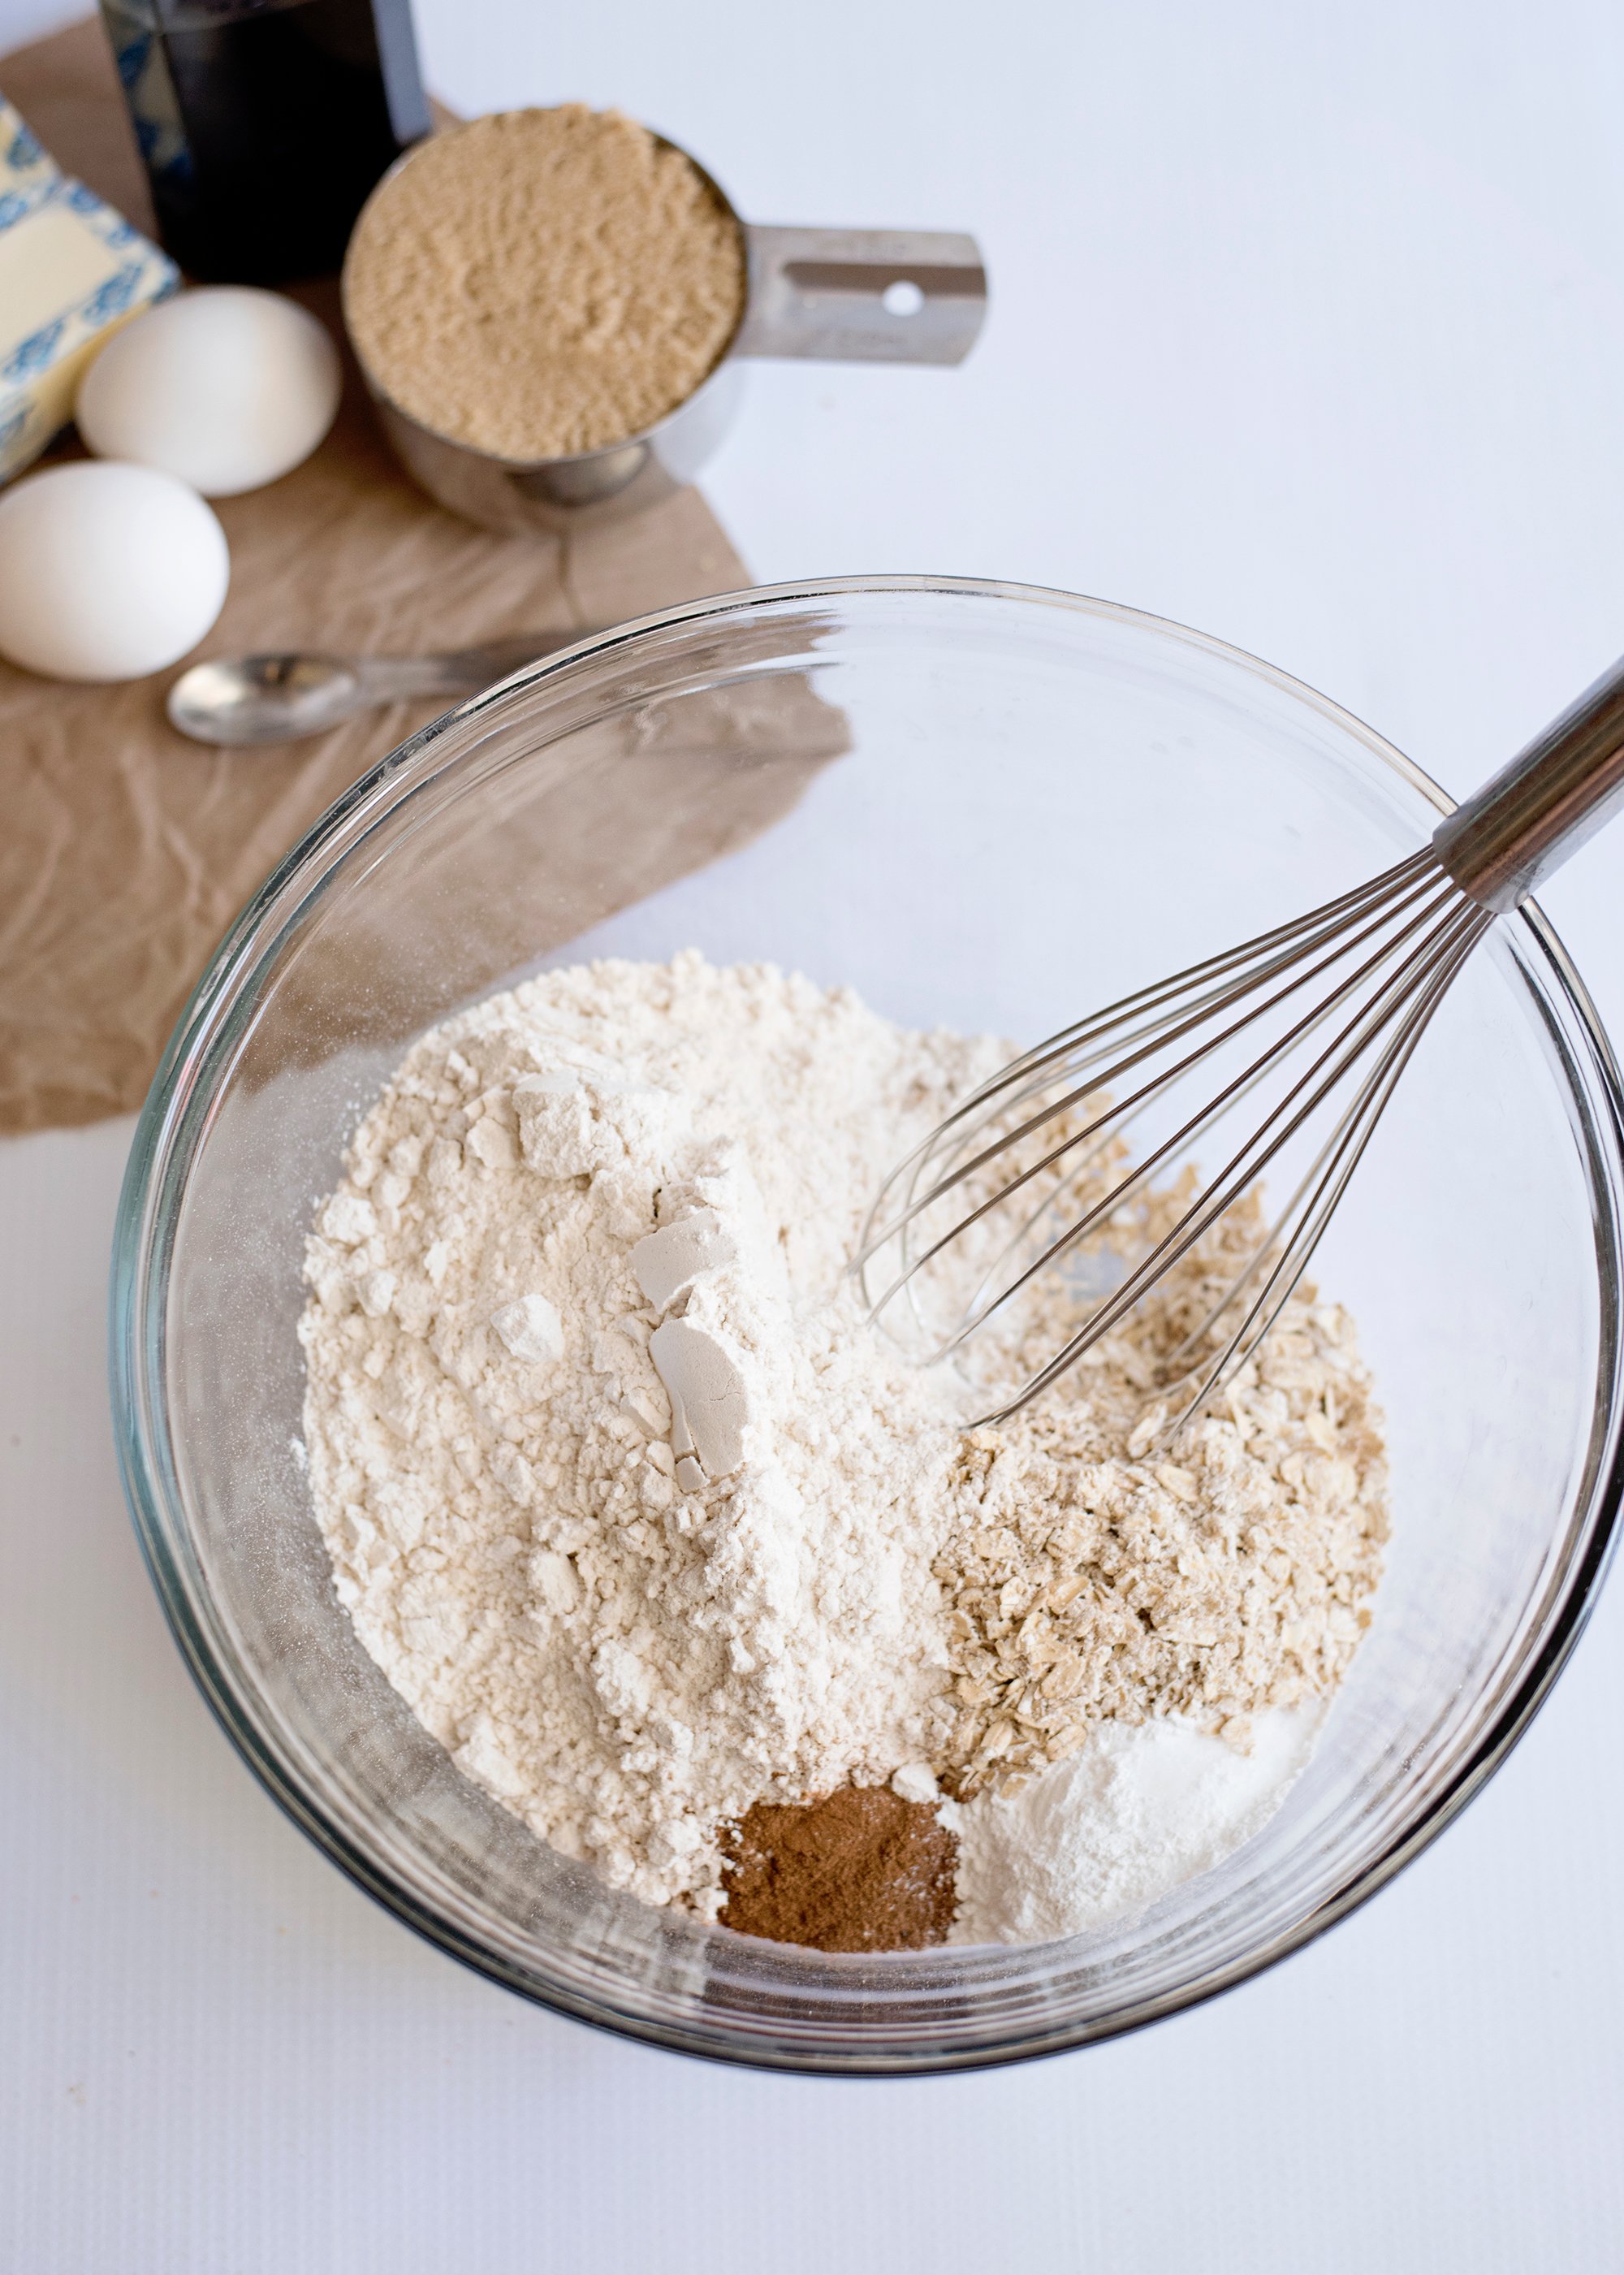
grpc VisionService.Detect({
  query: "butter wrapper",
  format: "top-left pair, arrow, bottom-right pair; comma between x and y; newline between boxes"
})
0,97 -> 179,482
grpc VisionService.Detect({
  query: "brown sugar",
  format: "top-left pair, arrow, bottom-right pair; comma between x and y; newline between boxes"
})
343,105 -> 748,461
719,1786 -> 959,1953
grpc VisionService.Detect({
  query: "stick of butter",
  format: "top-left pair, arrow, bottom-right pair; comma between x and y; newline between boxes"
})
0,98 -> 179,483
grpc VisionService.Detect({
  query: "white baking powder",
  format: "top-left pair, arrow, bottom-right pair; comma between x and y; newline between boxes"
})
946,1704 -> 1324,1944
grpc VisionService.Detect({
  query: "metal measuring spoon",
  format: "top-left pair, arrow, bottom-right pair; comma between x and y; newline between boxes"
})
166,631 -> 594,747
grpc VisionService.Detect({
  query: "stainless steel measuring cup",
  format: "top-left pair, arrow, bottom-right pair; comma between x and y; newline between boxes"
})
341,131 -> 987,534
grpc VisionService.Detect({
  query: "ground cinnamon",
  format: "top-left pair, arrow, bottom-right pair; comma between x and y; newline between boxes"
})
719,1786 -> 958,1952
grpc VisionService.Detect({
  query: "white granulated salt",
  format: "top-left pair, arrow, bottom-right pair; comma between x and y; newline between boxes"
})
946,1704 -> 1324,1944
299,952 -> 1001,1918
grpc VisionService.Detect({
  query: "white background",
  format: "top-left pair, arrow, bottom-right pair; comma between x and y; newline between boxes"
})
4,1 -> 1624,2267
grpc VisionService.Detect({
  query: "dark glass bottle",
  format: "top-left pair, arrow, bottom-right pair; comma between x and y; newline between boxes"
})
98,0 -> 431,284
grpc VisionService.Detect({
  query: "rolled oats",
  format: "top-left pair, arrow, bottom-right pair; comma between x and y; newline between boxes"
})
934,1190 -> 1389,1797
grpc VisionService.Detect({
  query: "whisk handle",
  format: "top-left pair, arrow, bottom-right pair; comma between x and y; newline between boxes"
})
1434,654 -> 1624,911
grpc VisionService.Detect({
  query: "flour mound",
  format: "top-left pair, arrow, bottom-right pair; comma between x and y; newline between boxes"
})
299,953 -> 998,1915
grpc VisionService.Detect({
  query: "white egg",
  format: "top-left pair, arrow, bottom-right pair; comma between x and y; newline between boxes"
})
0,461 -> 230,681
76,287 -> 342,497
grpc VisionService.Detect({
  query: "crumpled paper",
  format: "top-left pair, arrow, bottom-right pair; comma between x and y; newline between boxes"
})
0,21 -> 787,1134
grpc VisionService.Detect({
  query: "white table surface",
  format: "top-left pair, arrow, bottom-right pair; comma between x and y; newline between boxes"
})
4,1 -> 1624,2267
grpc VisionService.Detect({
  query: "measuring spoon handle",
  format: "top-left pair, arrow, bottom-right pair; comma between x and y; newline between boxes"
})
354,629 -> 592,701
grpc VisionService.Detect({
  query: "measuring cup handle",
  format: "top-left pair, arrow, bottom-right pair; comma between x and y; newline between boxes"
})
734,226 -> 987,365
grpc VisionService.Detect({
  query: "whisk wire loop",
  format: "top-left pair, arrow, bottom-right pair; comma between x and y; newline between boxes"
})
967,890 -> 1488,1424
859,650 -> 1624,1438
859,851 -> 1437,1244
859,858 -> 1460,1343
930,848 -> 1440,1126
857,854 -> 1451,1292
1146,902 -> 1492,1439
857,850 -> 1497,1434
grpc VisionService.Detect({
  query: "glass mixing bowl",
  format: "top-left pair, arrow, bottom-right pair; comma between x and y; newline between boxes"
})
110,579 -> 1624,2074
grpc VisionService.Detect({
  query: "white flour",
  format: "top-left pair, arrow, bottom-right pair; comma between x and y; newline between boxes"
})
300,953 -> 1000,1916
946,1704 -> 1324,1943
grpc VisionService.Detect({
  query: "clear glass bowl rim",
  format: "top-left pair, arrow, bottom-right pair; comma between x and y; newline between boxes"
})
108,574 -> 1624,2074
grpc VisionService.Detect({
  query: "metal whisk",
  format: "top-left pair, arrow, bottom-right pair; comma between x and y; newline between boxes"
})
857,655 -> 1624,1438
